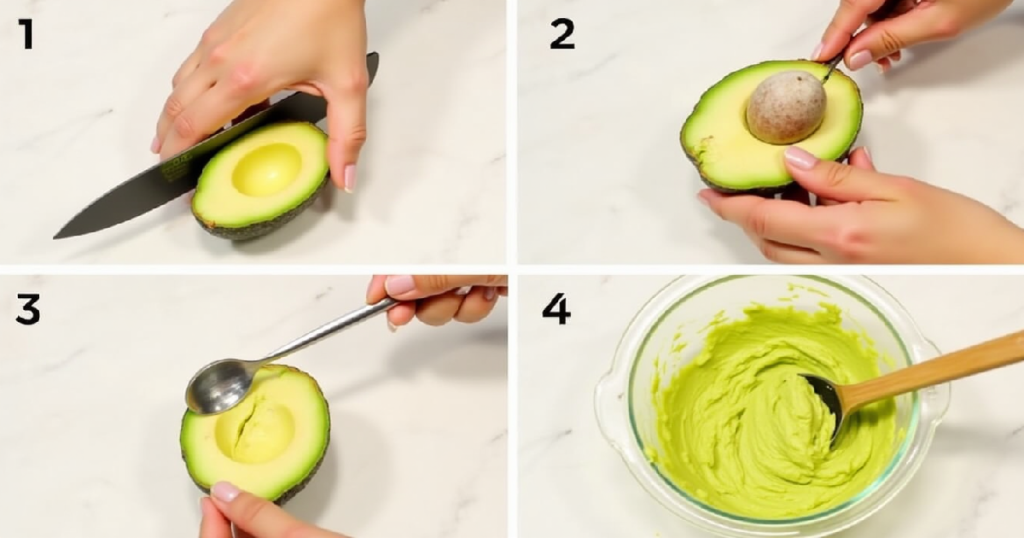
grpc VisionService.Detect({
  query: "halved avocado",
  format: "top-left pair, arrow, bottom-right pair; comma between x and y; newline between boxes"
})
179,364 -> 330,506
192,121 -> 330,241
681,59 -> 863,196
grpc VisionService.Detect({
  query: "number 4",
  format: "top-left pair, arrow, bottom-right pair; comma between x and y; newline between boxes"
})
542,293 -> 571,325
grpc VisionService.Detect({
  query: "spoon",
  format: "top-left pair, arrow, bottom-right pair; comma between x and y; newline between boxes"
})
184,297 -> 399,415
820,0 -> 905,82
802,328 -> 1024,447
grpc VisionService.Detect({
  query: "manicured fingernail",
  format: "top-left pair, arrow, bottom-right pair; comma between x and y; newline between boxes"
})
211,481 -> 240,503
861,146 -> 873,164
811,42 -> 823,61
848,50 -> 872,71
784,146 -> 818,170
387,320 -> 398,333
696,192 -> 710,207
343,164 -> 356,193
484,287 -> 497,301
454,286 -> 471,296
150,136 -> 160,153
385,275 -> 416,296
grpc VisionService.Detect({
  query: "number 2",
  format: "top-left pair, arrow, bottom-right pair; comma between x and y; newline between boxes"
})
550,18 -> 575,49
16,293 -> 40,325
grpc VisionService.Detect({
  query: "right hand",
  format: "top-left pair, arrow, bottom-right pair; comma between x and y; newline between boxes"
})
199,482 -> 351,538
814,0 -> 1014,72
366,275 -> 509,330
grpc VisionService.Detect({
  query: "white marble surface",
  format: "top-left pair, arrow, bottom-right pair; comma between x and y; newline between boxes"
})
0,275 -> 507,538
519,275 -> 1024,537
517,1 -> 1024,264
0,0 -> 505,264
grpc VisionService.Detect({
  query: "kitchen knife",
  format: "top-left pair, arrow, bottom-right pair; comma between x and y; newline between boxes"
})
53,51 -> 381,240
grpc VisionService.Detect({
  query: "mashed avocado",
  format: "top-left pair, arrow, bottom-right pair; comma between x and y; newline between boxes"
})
649,302 -> 897,519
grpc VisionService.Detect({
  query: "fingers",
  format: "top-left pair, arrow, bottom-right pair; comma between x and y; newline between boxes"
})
383,275 -> 509,301
158,83 -> 254,160
199,497 -> 233,538
154,68 -> 216,154
753,237 -> 828,264
817,0 -> 887,60
209,482 -> 309,538
453,286 -> 500,323
782,146 -> 902,202
172,51 -> 202,89
322,74 -> 369,193
412,290 -> 467,327
847,6 -> 944,67
847,146 -> 876,171
701,190 -> 839,250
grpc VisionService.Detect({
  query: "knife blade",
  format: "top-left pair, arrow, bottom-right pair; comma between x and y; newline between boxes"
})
53,51 -> 381,240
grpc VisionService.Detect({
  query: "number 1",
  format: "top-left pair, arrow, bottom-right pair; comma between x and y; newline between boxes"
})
19,19 -> 32,50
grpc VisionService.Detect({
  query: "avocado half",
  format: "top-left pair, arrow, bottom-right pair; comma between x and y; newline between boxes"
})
681,59 -> 864,196
179,364 -> 330,506
192,122 -> 330,241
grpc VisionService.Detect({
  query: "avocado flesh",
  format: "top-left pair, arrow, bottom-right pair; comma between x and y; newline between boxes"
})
681,60 -> 863,195
192,121 -> 330,241
179,364 -> 330,505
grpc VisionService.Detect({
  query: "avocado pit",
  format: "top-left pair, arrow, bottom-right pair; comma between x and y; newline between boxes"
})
745,70 -> 827,145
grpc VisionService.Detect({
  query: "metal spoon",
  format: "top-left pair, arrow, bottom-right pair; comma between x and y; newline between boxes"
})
184,297 -> 399,415
802,328 -> 1024,447
820,0 -> 905,83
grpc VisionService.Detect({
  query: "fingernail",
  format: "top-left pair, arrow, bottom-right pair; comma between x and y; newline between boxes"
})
343,164 -> 356,193
848,50 -> 872,71
696,192 -> 710,207
454,286 -> 471,296
811,42 -> 823,61
484,287 -> 497,301
876,62 -> 887,75
784,146 -> 818,170
387,320 -> 398,333
861,146 -> 873,165
211,481 -> 240,503
384,275 -> 416,296
150,136 -> 160,153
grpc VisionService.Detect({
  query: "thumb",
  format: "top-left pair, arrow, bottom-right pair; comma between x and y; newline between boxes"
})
323,77 -> 369,194
783,146 -> 901,202
384,275 -> 509,300
848,7 -> 947,63
209,482 -> 308,538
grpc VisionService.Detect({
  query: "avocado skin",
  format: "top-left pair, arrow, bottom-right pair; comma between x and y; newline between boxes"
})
681,59 -> 863,197
192,176 -> 329,241
179,364 -> 332,507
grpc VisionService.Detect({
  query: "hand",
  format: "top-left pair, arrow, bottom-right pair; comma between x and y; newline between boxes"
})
698,147 -> 1024,264
814,0 -> 1013,73
199,481 -> 351,538
153,0 -> 369,192
366,275 -> 509,330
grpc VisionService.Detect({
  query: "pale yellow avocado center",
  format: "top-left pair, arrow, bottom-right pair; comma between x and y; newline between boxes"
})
231,143 -> 303,198
215,395 -> 296,464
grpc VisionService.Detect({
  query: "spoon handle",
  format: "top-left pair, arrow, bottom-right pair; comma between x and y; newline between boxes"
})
844,329 -> 1024,411
257,297 -> 400,366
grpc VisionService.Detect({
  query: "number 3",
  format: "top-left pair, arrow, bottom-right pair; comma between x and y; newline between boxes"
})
16,293 -> 40,325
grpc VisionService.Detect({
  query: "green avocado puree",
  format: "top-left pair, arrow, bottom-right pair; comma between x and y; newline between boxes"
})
650,302 -> 897,519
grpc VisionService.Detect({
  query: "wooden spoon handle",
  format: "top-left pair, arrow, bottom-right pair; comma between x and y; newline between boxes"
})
844,329 -> 1024,411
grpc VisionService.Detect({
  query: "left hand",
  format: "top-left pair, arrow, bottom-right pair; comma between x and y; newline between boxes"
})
199,482 -> 351,538
366,275 -> 509,330
698,146 -> 1024,264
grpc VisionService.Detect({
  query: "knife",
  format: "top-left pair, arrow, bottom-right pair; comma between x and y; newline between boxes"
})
53,51 -> 381,240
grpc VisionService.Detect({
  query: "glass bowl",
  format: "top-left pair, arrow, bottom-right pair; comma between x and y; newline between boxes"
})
594,275 -> 950,538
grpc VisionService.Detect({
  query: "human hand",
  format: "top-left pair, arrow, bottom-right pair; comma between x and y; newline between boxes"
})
366,275 -> 509,330
814,0 -> 1013,73
153,0 -> 369,192
698,147 -> 1024,264
199,481 -> 351,538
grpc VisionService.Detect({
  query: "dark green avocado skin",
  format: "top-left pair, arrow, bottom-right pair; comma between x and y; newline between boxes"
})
680,59 -> 863,198
192,176 -> 329,241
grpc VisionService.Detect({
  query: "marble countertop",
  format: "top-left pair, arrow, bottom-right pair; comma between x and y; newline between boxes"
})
519,275 -> 1024,537
0,0 -> 504,264
0,275 -> 507,538
517,1 -> 1024,264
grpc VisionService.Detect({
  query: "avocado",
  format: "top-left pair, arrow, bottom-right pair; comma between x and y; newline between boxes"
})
191,121 -> 330,241
179,364 -> 330,505
681,60 -> 863,195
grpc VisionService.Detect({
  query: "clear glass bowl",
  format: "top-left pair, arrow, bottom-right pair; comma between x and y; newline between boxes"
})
594,275 -> 951,538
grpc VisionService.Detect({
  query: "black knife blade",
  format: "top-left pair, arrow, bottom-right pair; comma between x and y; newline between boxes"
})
54,51 -> 381,240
